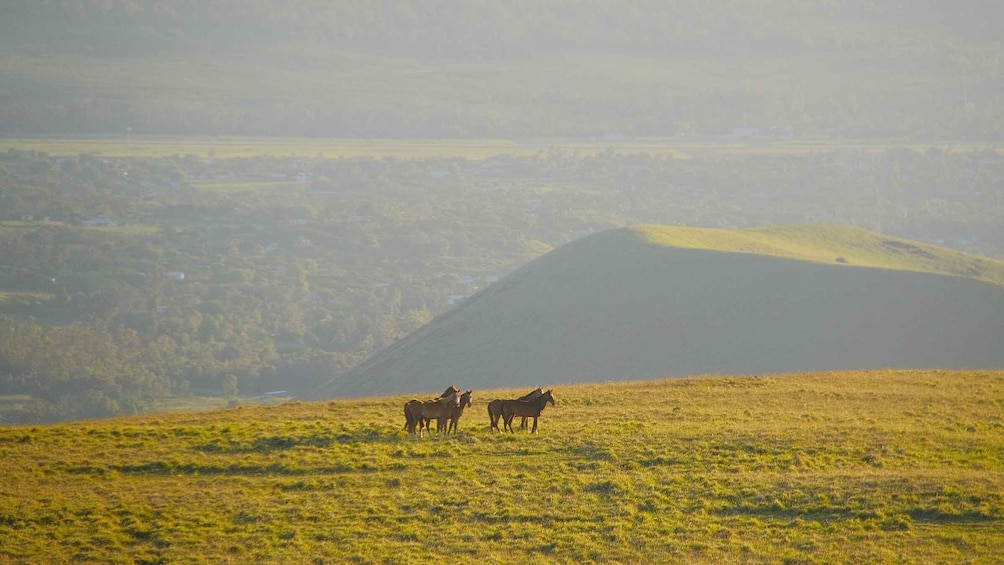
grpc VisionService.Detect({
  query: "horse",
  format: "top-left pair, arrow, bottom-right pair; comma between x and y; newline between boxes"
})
404,385 -> 461,435
404,389 -> 461,437
488,388 -> 542,433
447,390 -> 473,435
406,390 -> 461,438
422,385 -> 462,435
500,389 -> 555,434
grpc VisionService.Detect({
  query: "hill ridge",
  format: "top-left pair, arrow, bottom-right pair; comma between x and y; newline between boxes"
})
627,224 -> 1004,287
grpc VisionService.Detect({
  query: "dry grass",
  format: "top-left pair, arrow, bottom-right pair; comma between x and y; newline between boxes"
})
2,369 -> 1002,563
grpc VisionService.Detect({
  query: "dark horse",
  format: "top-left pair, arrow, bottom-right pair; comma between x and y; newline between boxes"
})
500,389 -> 555,434
404,387 -> 461,438
447,390 -> 473,435
488,388 -> 542,433
404,385 -> 459,435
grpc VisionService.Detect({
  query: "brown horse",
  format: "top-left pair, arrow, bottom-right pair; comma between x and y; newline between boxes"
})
404,385 -> 461,435
404,390 -> 461,437
500,389 -> 555,434
447,390 -> 473,435
488,388 -> 542,433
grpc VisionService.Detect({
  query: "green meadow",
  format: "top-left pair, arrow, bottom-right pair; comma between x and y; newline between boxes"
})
2,369 -> 1002,563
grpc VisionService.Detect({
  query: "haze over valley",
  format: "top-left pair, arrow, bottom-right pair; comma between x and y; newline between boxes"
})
1,0 -> 1002,419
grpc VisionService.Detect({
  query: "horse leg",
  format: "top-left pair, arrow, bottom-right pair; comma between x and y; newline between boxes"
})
503,412 -> 515,433
403,405 -> 412,435
532,416 -> 538,434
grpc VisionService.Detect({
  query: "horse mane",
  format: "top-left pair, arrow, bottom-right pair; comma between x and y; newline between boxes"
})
439,385 -> 461,398
520,388 -> 543,401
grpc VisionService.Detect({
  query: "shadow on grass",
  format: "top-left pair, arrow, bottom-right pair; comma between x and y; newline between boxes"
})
64,460 -> 362,477
716,504 -> 997,529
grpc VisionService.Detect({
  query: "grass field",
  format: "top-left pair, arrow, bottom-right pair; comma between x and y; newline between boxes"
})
2,369 -> 1002,563
3,136 -> 1001,160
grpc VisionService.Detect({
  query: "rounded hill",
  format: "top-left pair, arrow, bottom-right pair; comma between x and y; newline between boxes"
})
318,225 -> 1004,398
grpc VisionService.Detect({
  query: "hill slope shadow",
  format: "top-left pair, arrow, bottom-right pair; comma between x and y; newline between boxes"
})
319,226 -> 1004,398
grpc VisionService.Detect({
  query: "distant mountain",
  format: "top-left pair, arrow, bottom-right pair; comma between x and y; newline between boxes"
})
316,224 -> 1004,398
1,1 -> 1001,138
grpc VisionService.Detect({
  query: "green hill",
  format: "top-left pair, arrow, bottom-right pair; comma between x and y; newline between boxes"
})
320,224 -> 1004,398
2,369 -> 1002,563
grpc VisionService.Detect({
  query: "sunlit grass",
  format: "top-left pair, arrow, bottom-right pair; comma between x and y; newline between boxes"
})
1,369 -> 1001,563
144,395 -> 292,414
630,224 -> 1004,287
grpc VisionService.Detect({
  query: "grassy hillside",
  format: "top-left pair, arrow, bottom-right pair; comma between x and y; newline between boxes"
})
325,225 -> 1004,398
630,224 -> 1004,287
1,369 -> 1002,563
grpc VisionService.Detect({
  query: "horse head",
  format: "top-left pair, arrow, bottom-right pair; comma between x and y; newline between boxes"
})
461,390 -> 473,408
543,390 -> 555,406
